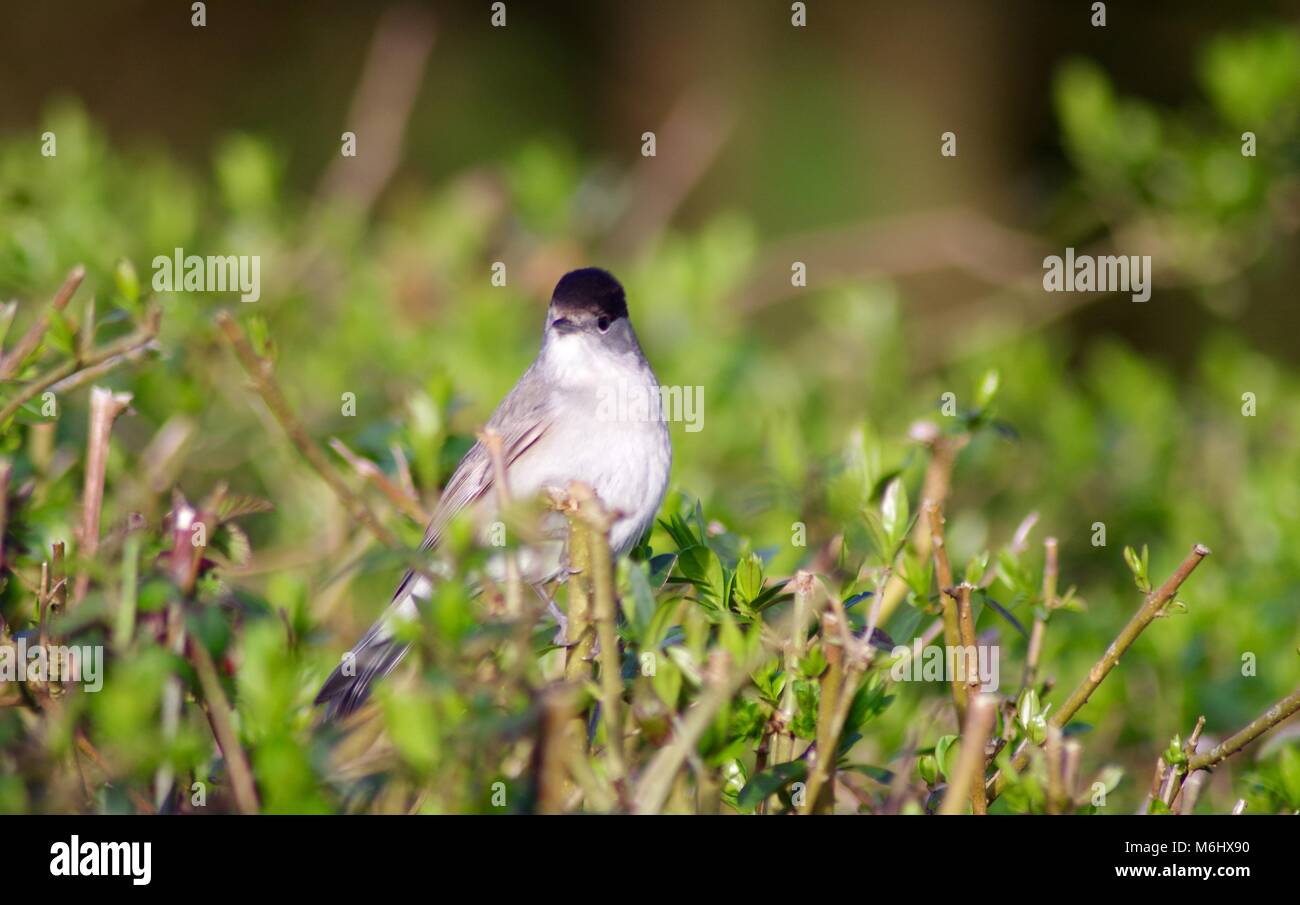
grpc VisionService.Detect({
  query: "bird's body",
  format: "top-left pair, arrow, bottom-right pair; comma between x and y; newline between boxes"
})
316,269 -> 670,720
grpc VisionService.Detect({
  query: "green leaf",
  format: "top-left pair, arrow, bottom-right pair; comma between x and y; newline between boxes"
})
843,764 -> 895,784
676,545 -> 726,609
880,477 -> 908,546
734,552 -> 764,604
718,612 -> 747,662
114,257 -> 141,306
791,680 -> 820,740
936,734 -> 959,781
899,550 -> 933,602
1277,746 -> 1300,808
749,658 -> 786,704
646,553 -> 677,589
736,761 -> 807,812
46,310 -> 76,357
1164,734 -> 1187,766
624,563 -> 657,639
964,550 -> 990,586
975,368 -> 1000,410
918,753 -> 938,786
798,645 -> 827,679
650,656 -> 682,708
1123,544 -> 1151,592
842,673 -> 893,738
861,510 -> 893,562
645,597 -> 680,648
748,580 -> 792,613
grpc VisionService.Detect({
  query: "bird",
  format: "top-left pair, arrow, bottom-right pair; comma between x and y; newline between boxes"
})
315,268 -> 672,720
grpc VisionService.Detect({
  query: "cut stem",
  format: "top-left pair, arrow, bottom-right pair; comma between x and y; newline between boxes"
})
988,543 -> 1210,802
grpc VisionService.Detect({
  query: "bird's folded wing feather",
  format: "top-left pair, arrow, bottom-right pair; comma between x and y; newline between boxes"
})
385,368 -> 553,609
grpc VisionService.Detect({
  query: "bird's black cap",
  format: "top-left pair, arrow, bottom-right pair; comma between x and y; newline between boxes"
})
550,268 -> 628,321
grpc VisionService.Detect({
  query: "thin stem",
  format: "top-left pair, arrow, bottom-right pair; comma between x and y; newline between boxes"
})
329,437 -> 431,524
926,501 -> 966,722
939,693 -> 996,814
114,533 -> 140,652
773,570 -> 814,766
0,307 -> 160,426
573,485 -> 625,787
190,639 -> 260,815
956,584 -> 987,815
73,387 -> 132,605
0,265 -> 85,378
875,432 -> 967,624
803,610 -> 844,814
1021,536 -> 1057,692
562,502 -> 594,683
988,543 -> 1210,802
1187,687 -> 1300,772
215,312 -> 399,549
1053,544 -> 1210,728
537,684 -> 577,814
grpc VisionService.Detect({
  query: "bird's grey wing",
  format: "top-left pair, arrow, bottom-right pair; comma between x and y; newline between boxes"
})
390,366 -> 554,600
316,367 -> 555,719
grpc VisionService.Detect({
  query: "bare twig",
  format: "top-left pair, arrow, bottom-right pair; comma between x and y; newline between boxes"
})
537,684 -> 577,814
0,307 -> 160,426
72,387 -> 133,605
314,6 -> 435,214
46,344 -> 157,398
330,437 -> 431,524
732,209 -> 1047,314
561,499 -> 596,682
570,483 -> 625,787
926,501 -> 966,722
954,585 -> 987,815
772,570 -> 815,767
49,543 -> 67,633
189,638 -> 260,815
1187,687 -> 1300,773
1053,544 -> 1210,729
940,693 -> 996,815
804,610 -> 844,814
876,431 -> 968,625
605,89 -> 736,257
0,265 -> 85,378
989,544 -> 1211,802
1022,536 -> 1057,692
389,442 -> 419,502
215,312 -> 399,549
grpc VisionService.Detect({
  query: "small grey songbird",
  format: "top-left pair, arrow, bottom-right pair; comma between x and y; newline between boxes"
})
316,268 -> 672,720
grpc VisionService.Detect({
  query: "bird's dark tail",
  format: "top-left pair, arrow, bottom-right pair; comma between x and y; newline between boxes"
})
314,632 -> 410,722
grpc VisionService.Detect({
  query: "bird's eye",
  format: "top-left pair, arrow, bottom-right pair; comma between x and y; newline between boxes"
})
596,316 -> 611,332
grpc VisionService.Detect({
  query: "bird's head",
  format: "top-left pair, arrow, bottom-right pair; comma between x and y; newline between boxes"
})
543,268 -> 639,364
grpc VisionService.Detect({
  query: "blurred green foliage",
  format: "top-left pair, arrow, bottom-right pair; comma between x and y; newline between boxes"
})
0,25 -> 1298,814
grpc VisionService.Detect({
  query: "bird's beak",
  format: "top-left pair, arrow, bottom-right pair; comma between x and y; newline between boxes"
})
550,316 -> 578,335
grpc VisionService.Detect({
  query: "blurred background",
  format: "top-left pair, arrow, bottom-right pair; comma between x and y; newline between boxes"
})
2,0 -> 1300,812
